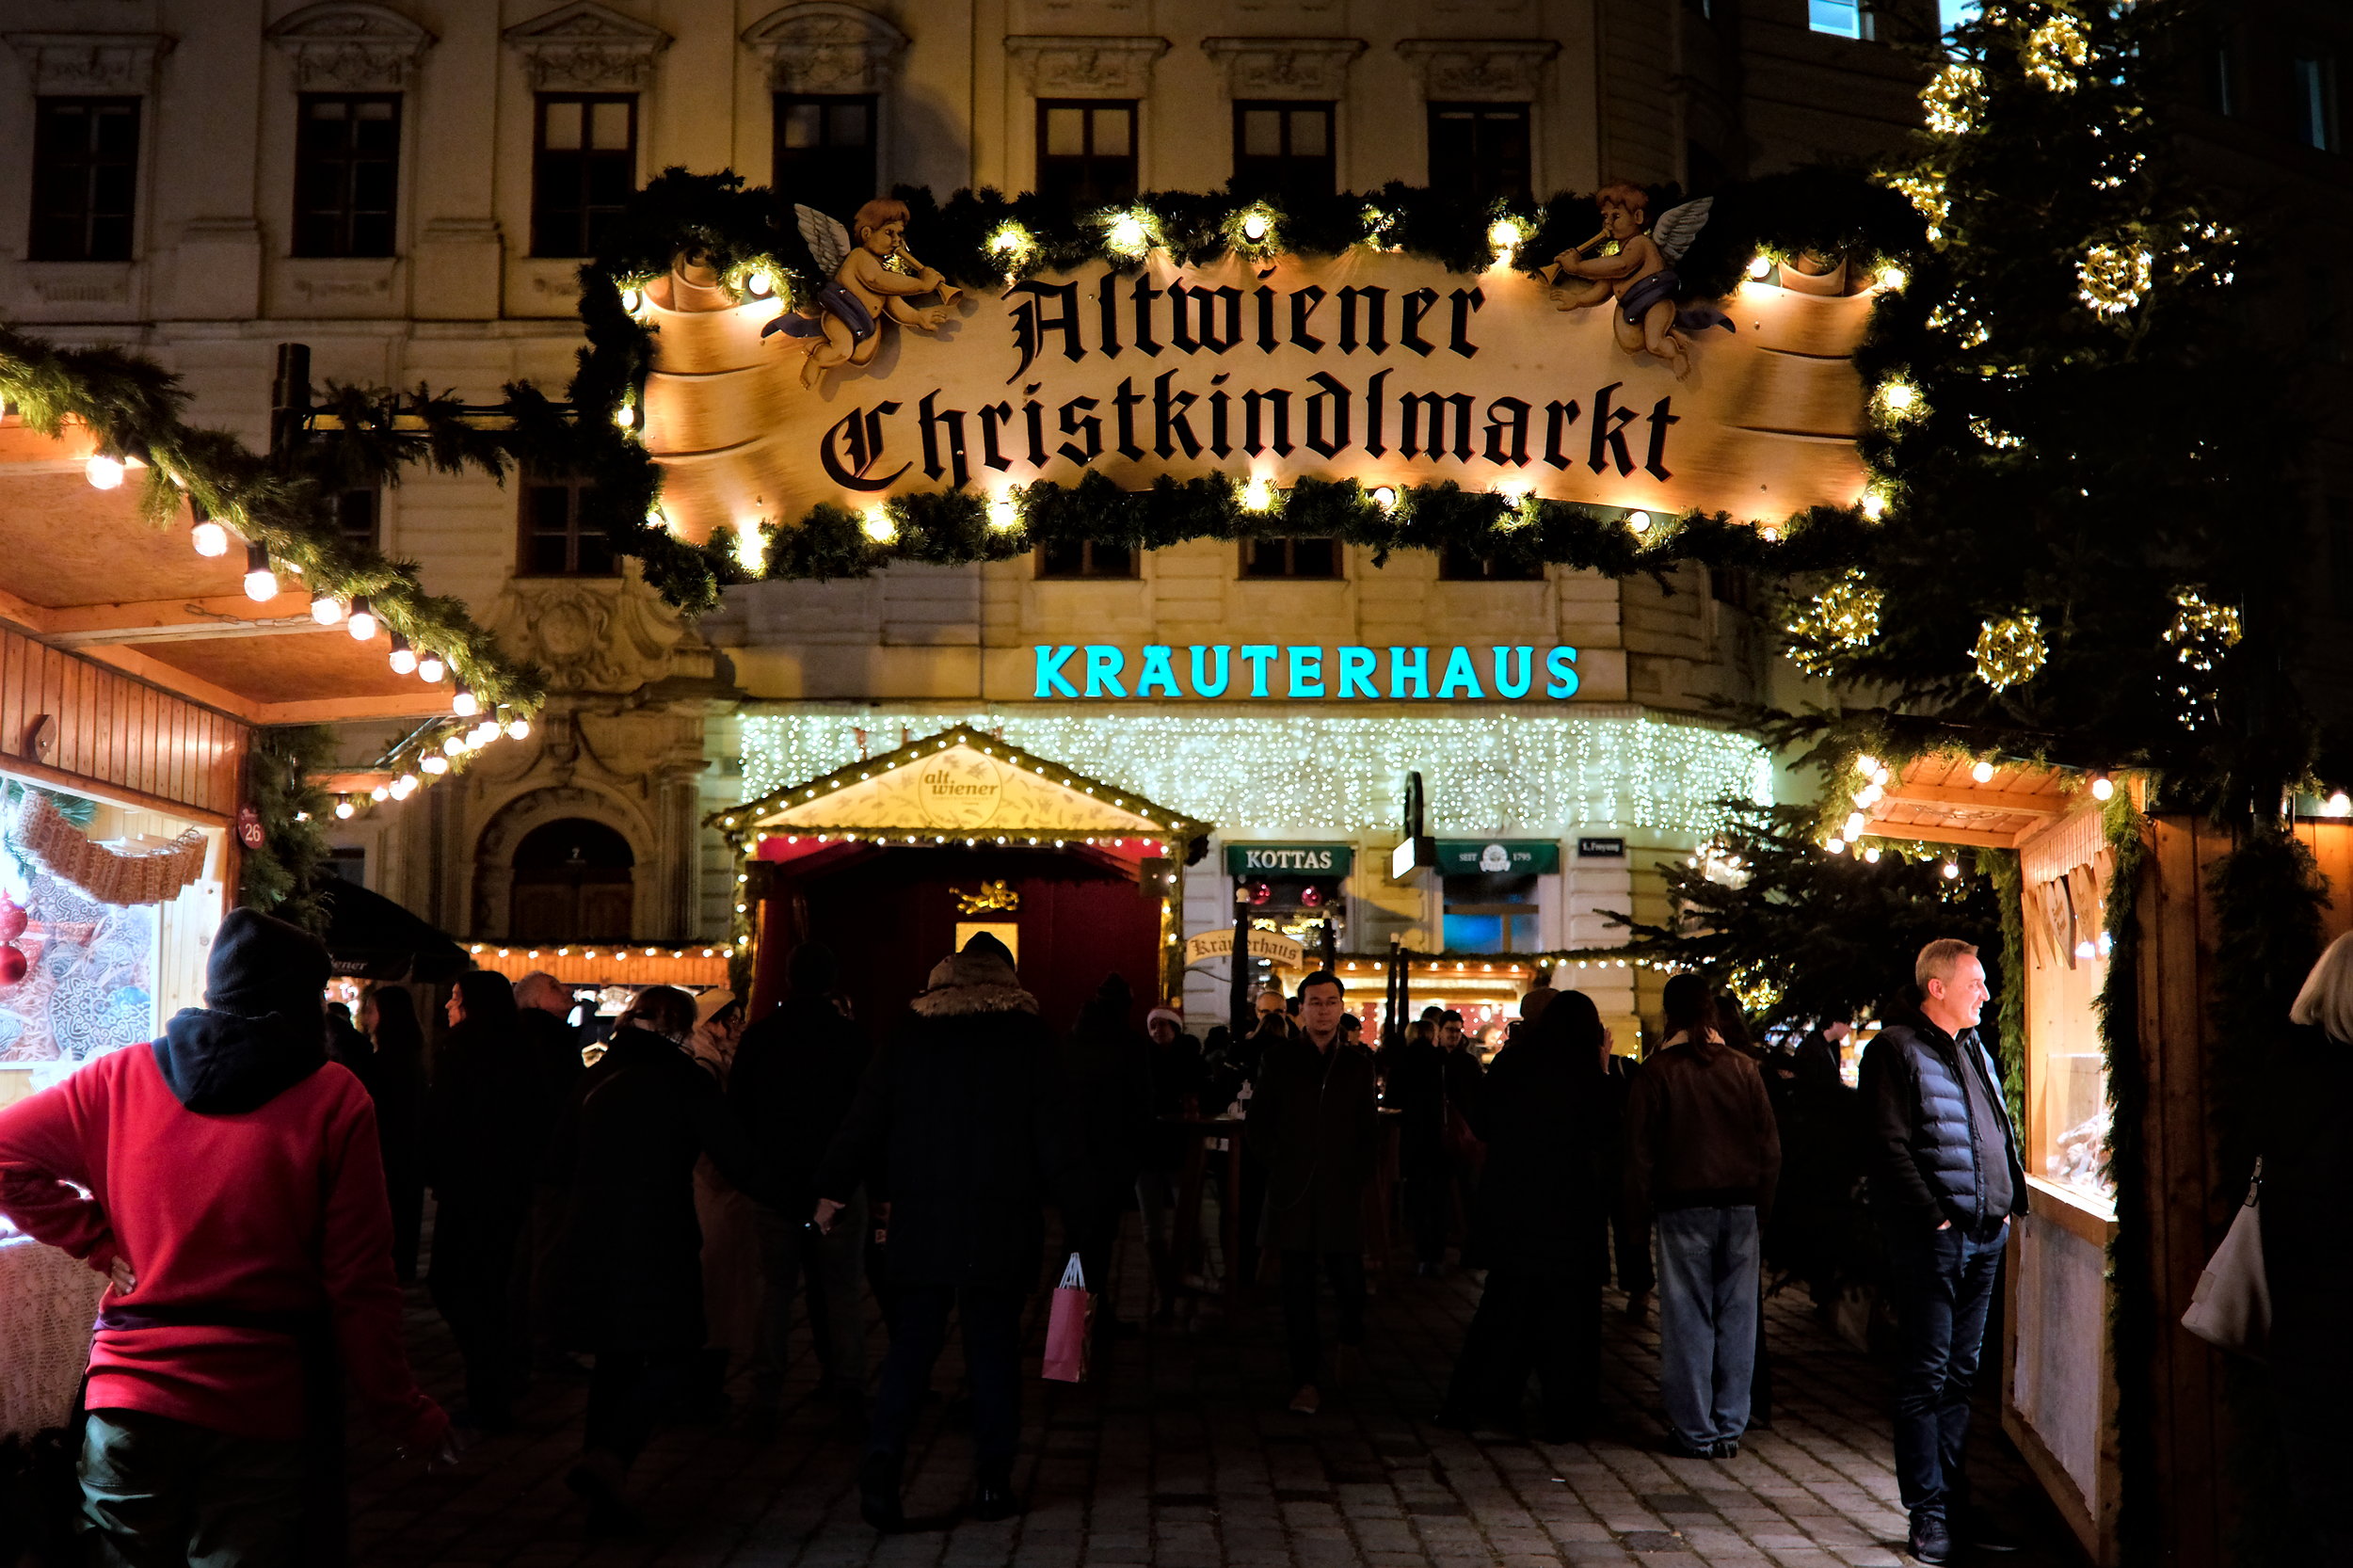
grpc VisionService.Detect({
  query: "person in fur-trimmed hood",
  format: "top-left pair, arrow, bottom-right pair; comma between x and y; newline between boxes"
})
814,933 -> 1076,1532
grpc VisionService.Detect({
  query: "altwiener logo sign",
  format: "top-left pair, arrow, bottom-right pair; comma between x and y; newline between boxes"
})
644,245 -> 1871,537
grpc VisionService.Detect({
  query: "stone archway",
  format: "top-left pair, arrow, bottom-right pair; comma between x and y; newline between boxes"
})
472,784 -> 655,941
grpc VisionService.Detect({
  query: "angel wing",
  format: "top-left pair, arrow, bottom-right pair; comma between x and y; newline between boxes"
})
795,202 -> 852,277
1652,197 -> 1714,264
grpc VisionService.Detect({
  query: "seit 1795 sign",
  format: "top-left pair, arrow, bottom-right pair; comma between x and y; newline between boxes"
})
640,208 -> 1873,538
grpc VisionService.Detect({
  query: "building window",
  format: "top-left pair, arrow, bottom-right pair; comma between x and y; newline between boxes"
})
1443,873 -> 1539,952
532,94 -> 637,258
774,93 -> 876,225
1233,102 -> 1335,203
1036,101 -> 1137,208
334,487 -> 380,552
294,94 -> 400,258
1809,0 -> 1872,38
1438,546 -> 1541,582
1240,537 -> 1340,579
1037,540 -> 1136,579
518,478 -> 614,576
29,98 -> 141,262
2296,51 -> 2341,152
1426,104 -> 1530,207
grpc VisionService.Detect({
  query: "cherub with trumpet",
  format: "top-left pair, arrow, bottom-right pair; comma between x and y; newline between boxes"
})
1539,183 -> 1732,380
765,197 -> 963,389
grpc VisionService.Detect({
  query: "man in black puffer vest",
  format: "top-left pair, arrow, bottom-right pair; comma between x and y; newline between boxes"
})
1860,938 -> 2027,1566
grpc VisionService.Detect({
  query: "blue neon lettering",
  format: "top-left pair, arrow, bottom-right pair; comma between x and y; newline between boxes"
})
1034,645 -> 1078,697
1287,646 -> 1324,697
1083,645 -> 1128,697
1438,645 -> 1484,698
1239,645 -> 1278,696
1389,646 -> 1429,698
1191,644 -> 1231,696
1338,646 -> 1377,698
1135,644 -> 1180,696
1492,646 -> 1533,698
1545,646 -> 1580,698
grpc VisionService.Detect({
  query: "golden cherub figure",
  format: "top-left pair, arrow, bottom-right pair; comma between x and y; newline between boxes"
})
1540,184 -> 1731,380
764,198 -> 963,389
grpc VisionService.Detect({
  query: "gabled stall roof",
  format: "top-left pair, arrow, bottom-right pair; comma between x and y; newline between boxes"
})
0,415 -> 458,724
1857,753 -> 2111,850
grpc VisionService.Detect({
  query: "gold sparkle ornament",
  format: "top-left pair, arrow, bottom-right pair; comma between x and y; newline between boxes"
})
1973,613 -> 2047,692
2077,244 -> 2153,316
1921,62 -> 1984,136
2024,13 -> 2090,93
1784,569 -> 1884,677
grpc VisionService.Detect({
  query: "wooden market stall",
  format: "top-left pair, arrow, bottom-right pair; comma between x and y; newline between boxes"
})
1856,756 -> 2353,1568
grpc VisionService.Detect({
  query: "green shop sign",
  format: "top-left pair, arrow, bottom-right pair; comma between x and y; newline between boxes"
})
1434,840 -> 1561,874
1225,843 -> 1354,875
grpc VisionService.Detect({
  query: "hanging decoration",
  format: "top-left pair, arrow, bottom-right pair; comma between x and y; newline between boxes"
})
1783,569 -> 1885,676
2023,12 -> 2091,93
18,792 -> 209,908
2077,241 -> 2153,316
2162,588 -> 2245,730
1972,613 -> 2048,692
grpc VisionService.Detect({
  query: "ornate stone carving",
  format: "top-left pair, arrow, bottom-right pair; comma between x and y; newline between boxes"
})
487,571 -> 692,696
265,2 -> 435,91
503,1 -> 671,90
3,33 -> 174,94
1200,36 -> 1365,98
1395,38 -> 1559,99
1004,35 -> 1168,96
742,3 -> 908,95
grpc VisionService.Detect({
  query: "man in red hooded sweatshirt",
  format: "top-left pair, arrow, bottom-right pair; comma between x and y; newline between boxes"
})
0,907 -> 452,1565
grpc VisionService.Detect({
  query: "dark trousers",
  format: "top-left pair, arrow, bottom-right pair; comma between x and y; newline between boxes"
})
1609,1191 -> 1655,1297
386,1165 -> 424,1283
1445,1270 -> 1601,1432
78,1408 -> 306,1568
428,1193 -> 523,1423
584,1348 -> 697,1466
1279,1249 -> 1367,1388
1403,1167 -> 1450,1266
1882,1217 -> 2006,1518
869,1284 -> 1025,1480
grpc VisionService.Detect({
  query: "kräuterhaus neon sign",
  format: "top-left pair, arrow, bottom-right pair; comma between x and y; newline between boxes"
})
1033,644 -> 1579,700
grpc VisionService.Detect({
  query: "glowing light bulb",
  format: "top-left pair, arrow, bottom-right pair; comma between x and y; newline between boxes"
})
1864,846 -> 1882,864
191,519 -> 231,557
614,403 -> 635,429
85,454 -> 125,489
452,688 -> 479,717
506,717 -> 532,742
1108,213 -> 1149,253
1746,254 -> 1772,281
2090,774 -> 2115,800
620,287 -> 644,312
1487,217 -> 1523,255
442,734 -> 465,756
242,543 -> 279,602
1241,210 -> 1272,244
421,754 -> 449,775
745,270 -> 773,297
391,774 -> 417,799
370,784 -> 389,803
346,598 -> 377,641
862,508 -> 895,543
1241,475 -> 1276,513
1856,754 -> 1881,775
1878,264 -> 1908,291
1861,486 -> 1890,520
416,651 -> 445,684
1626,510 -> 1653,534
1972,759 -> 1996,783
986,495 -> 1019,530
2327,791 -> 2352,818
311,595 -> 344,626
1880,380 -> 1921,416
388,635 -> 416,675
1369,486 -> 1399,512
1825,838 -> 1846,855
1943,861 -> 1961,879
732,524 -> 764,574
1844,811 -> 1866,840
334,798 -> 355,820
2073,939 -> 2097,960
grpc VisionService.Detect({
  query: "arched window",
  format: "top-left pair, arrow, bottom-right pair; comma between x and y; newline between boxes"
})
510,818 -> 634,943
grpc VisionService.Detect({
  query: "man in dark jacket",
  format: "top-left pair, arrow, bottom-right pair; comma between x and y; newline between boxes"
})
730,943 -> 872,1426
1859,939 -> 2026,1566
511,971 -> 582,1375
1247,970 -> 1379,1416
814,934 -> 1072,1530
1625,973 -> 1780,1460
1061,973 -> 1152,1340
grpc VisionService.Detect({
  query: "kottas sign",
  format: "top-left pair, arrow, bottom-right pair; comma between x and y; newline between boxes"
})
644,240 -> 1872,536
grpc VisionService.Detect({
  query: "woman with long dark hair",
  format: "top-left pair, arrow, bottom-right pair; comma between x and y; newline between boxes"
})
1440,989 -> 1614,1439
362,984 -> 429,1282
426,968 -> 534,1432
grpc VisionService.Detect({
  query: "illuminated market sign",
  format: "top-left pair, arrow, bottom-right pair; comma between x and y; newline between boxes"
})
1035,644 -> 1582,700
1225,843 -> 1354,875
647,237 -> 1872,535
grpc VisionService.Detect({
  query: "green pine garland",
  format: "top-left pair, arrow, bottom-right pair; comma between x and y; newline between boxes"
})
237,725 -> 336,931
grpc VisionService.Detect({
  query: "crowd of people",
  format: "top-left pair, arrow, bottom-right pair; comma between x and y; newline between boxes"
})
34,908 -> 2353,1566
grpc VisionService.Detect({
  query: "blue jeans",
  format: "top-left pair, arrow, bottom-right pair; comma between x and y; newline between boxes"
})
1653,1205 -> 1760,1448
1882,1217 -> 2007,1518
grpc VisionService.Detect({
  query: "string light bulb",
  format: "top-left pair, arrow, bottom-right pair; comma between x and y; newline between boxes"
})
862,507 -> 895,543
346,597 -> 378,641
390,774 -> 417,800
388,634 -> 416,675
506,716 -> 532,742
311,595 -> 344,627
2089,773 -> 2115,801
416,650 -> 446,684
370,784 -> 390,803
1625,510 -> 1653,535
1241,209 -> 1271,243
1746,255 -> 1772,281
334,797 -> 355,820
191,517 -> 232,557
985,495 -> 1020,531
442,734 -> 466,756
85,454 -> 125,489
744,270 -> 773,297
1972,759 -> 1996,783
1240,475 -> 1276,513
452,688 -> 479,717
421,754 -> 449,775
1942,860 -> 1961,880
1864,845 -> 1882,864
242,542 -> 279,601
2324,791 -> 2353,818
1369,486 -> 1399,513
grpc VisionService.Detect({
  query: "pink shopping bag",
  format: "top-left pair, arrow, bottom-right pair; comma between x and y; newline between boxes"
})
1042,1252 -> 1093,1383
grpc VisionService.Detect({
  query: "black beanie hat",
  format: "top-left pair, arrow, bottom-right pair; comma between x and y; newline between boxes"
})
207,907 -> 332,1027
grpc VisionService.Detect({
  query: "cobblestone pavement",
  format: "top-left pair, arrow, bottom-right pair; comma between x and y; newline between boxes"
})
350,1224 -> 2086,1568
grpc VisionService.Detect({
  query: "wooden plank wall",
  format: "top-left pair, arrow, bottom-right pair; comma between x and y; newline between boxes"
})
2137,816 -> 2353,1566
0,623 -> 245,821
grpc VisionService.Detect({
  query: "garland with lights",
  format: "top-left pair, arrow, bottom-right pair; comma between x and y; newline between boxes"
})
239,725 -> 335,930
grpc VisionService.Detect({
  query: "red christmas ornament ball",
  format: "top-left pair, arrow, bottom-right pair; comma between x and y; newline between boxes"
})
0,900 -> 25,943
0,943 -> 27,987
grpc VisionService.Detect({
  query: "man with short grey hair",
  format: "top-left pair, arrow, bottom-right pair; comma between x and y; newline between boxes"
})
1860,938 -> 2026,1565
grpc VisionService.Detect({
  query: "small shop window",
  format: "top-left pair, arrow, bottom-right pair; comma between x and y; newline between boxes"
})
1426,104 -> 1529,207
774,93 -> 876,228
532,93 -> 637,258
293,93 -> 401,258
1036,539 -> 1136,579
1233,102 -> 1335,203
518,476 -> 615,577
1437,545 -> 1541,582
29,97 -> 141,262
1036,101 -> 1137,208
1442,872 -> 1539,952
334,486 -> 380,552
2022,850 -> 2117,1206
1240,536 -> 1340,579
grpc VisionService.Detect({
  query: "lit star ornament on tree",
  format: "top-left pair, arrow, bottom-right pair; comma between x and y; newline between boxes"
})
1784,570 -> 1885,677
1972,613 -> 2048,692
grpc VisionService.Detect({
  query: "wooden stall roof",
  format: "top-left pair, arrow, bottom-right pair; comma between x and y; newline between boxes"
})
1858,755 -> 2110,851
0,415 -> 460,726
